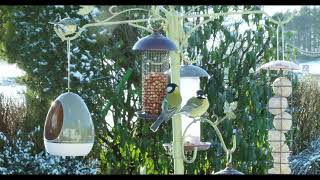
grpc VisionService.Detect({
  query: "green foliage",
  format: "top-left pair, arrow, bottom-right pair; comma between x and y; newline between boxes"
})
182,5 -> 275,174
0,5 -> 278,174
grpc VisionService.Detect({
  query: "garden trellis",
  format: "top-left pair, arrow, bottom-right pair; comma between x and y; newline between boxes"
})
48,5 -> 294,174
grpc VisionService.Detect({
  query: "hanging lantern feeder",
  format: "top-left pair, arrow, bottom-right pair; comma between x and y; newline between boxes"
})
164,64 -> 211,151
213,164 -> 244,175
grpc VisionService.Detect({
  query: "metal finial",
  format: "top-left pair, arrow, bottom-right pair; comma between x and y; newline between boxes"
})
49,17 -> 78,37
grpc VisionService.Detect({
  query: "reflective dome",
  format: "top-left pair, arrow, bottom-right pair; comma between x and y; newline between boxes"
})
165,65 -> 210,78
214,167 -> 244,175
44,92 -> 94,156
257,60 -> 300,71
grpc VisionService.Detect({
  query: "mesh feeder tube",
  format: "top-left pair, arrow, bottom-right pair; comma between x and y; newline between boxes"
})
132,30 -> 177,119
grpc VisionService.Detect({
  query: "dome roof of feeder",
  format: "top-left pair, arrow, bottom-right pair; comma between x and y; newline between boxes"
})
132,31 -> 177,51
214,166 -> 244,175
256,60 -> 300,72
165,65 -> 210,77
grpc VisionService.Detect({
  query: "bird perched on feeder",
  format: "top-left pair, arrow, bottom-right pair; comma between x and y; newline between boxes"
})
150,83 -> 182,132
179,90 -> 209,118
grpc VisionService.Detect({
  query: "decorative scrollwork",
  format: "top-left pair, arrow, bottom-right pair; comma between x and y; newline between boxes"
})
108,5 -> 118,15
181,102 -> 238,164
52,6 -> 165,42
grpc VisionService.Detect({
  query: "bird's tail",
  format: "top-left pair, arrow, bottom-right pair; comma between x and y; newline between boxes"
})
150,114 -> 165,132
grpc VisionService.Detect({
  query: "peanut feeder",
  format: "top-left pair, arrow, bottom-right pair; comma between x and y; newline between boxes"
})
132,31 -> 177,119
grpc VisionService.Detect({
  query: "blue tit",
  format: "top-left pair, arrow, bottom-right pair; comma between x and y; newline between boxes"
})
179,90 -> 209,118
150,83 -> 182,132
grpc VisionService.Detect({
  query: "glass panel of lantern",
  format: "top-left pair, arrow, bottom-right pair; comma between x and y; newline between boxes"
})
132,30 -> 177,119
44,92 -> 95,156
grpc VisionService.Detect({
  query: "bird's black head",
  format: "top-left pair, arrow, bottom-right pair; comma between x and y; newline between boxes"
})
196,90 -> 206,99
166,83 -> 178,93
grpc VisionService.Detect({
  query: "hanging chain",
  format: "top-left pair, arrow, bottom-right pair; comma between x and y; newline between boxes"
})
67,39 -> 71,92
282,24 -> 285,60
276,25 -> 279,60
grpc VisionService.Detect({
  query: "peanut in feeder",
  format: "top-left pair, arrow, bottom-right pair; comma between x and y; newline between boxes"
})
132,30 -> 177,119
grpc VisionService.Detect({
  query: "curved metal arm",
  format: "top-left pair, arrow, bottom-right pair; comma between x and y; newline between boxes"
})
53,6 -> 294,50
54,18 -> 162,42
100,6 -> 151,23
181,9 -> 293,24
53,6 -> 167,42
181,115 -> 237,164
182,146 -> 198,164
181,119 -> 199,163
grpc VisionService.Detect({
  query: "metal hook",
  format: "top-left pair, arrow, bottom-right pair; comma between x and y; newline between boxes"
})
109,6 -> 118,15
182,147 -> 198,164
181,118 -> 201,163
147,8 -> 166,32
147,15 -> 165,32
67,39 -> 71,92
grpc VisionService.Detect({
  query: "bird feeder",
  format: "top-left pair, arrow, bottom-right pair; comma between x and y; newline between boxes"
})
256,60 -> 299,72
165,64 -> 211,151
132,30 -> 177,119
213,164 -> 244,175
257,59 -> 299,174
44,92 -> 95,156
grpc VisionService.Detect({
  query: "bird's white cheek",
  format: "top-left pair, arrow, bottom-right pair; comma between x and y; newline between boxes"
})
167,87 -> 173,93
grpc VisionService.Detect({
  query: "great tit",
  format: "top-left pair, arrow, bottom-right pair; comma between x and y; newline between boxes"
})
150,83 -> 182,132
179,90 -> 209,118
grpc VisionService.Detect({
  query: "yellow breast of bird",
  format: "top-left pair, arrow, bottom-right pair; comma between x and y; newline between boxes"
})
167,90 -> 182,108
190,98 -> 209,117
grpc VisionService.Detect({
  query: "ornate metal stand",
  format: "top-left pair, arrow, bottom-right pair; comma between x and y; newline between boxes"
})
51,5 -> 293,174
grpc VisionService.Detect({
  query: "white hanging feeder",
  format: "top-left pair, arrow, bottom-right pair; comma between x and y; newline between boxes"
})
45,20 -> 94,156
44,92 -> 95,156
164,64 -> 211,151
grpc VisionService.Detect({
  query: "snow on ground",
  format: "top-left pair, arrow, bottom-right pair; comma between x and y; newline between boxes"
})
0,61 -> 26,101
